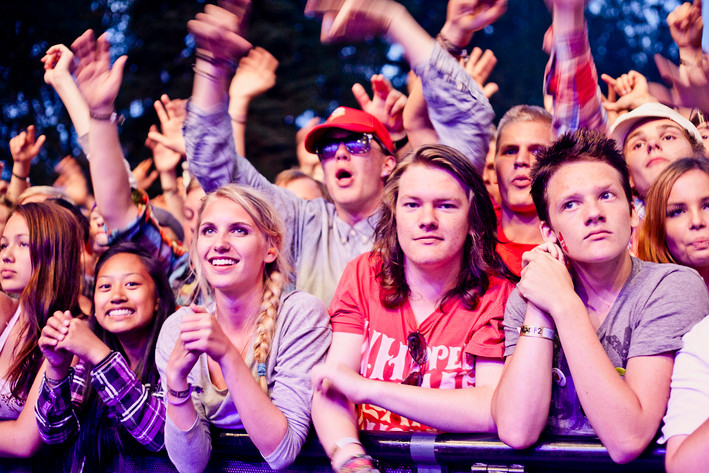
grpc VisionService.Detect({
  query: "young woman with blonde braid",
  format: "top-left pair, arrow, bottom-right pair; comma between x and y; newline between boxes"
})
156,184 -> 331,473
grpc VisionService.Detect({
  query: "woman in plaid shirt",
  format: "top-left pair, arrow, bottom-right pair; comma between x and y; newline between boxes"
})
36,243 -> 177,471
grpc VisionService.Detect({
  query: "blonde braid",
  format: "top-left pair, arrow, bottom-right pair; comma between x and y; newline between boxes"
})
251,270 -> 284,393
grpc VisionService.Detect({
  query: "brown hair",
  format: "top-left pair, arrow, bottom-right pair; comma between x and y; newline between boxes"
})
6,201 -> 82,400
373,144 -> 514,310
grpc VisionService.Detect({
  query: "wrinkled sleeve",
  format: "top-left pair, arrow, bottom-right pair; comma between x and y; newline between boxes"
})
91,351 -> 166,452
544,26 -> 608,138
414,42 -> 494,174
156,310 -> 213,473
264,292 -> 332,469
34,367 -> 85,445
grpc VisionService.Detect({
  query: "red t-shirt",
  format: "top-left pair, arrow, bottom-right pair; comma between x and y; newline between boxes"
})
329,253 -> 514,432
495,223 -> 537,277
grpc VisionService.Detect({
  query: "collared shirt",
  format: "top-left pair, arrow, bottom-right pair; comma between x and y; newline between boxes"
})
544,26 -> 608,138
35,351 -> 165,452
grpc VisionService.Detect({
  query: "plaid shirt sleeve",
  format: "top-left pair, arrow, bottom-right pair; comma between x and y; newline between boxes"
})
90,351 -> 166,452
544,26 -> 609,138
34,364 -> 88,444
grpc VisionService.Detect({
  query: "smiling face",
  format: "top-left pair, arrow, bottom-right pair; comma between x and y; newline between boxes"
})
94,252 -> 156,338
543,161 -> 635,265
195,197 -> 277,296
0,213 -> 33,295
664,169 -> 709,272
396,164 -> 471,275
319,130 -> 395,222
623,118 -> 695,198
495,120 -> 552,215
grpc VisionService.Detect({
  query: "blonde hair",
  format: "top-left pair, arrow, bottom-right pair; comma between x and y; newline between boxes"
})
192,184 -> 289,393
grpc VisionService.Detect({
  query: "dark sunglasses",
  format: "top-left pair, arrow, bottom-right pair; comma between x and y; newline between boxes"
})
316,133 -> 384,161
402,331 -> 428,387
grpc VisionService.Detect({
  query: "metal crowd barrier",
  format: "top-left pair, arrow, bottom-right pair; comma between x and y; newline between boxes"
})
0,430 -> 665,472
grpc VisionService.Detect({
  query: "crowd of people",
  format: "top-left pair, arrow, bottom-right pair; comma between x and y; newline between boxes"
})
2,0 -> 709,472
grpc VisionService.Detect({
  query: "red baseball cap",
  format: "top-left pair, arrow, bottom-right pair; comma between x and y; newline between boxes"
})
304,107 -> 394,155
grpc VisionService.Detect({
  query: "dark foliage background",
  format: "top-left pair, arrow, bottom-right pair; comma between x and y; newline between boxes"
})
0,0 -> 684,188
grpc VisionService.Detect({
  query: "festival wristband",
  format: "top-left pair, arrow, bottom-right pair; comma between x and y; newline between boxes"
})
519,325 -> 555,341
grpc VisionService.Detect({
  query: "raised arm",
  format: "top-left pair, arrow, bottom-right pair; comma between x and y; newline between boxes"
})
652,0 -> 709,113
71,30 -> 137,232
7,125 -> 44,204
545,0 -> 608,136
352,74 -> 409,157
228,47 -> 278,157
42,44 -> 90,140
146,94 -> 187,225
306,0 -> 501,171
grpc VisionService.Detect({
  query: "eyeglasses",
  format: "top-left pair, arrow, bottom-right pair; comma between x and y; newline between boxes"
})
402,331 -> 428,387
315,133 -> 382,161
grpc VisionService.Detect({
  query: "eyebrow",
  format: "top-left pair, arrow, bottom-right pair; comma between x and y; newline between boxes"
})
626,122 -> 684,143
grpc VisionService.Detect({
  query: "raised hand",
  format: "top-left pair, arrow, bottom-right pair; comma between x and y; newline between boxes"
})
147,94 -> 187,157
132,158 -> 158,191
229,47 -> 278,105
463,47 -> 499,98
351,74 -> 407,138
440,0 -> 508,47
41,44 -> 76,87
146,126 -> 182,175
9,125 -> 45,165
653,52 -> 709,112
71,30 -> 128,114
667,0 -> 703,54
600,70 -> 656,113
188,3 -> 253,63
54,156 -> 91,208
305,0 -> 408,43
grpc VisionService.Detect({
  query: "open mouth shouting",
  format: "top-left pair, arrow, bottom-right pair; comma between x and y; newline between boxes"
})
335,168 -> 354,186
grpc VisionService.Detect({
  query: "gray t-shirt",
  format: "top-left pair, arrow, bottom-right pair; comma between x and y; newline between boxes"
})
155,291 -> 331,472
503,257 -> 709,436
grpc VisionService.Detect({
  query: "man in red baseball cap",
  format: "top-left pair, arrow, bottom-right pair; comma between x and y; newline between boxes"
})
303,106 -> 396,227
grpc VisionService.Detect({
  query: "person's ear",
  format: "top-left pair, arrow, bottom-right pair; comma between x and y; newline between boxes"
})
381,154 -> 397,180
540,220 -> 557,244
264,245 -> 278,264
630,202 -> 640,229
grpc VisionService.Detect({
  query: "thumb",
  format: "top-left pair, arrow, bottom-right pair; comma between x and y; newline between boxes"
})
109,55 -> 128,89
